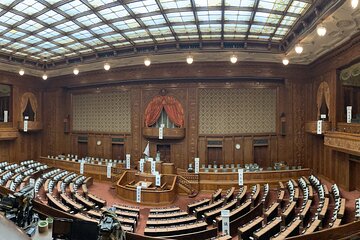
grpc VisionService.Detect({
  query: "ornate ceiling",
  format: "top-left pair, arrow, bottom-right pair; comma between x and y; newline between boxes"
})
0,0 -> 357,77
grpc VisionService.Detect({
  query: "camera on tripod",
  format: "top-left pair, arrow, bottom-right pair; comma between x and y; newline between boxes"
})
0,184 -> 36,228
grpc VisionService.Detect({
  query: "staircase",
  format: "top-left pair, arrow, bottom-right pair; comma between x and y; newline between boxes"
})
177,175 -> 199,198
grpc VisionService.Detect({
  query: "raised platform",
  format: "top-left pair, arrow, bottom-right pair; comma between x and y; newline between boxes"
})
116,171 -> 177,205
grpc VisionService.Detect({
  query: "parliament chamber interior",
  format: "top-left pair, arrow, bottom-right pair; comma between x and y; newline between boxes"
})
0,0 -> 360,239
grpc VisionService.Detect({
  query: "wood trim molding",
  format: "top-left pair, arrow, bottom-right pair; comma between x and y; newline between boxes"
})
324,131 -> 360,155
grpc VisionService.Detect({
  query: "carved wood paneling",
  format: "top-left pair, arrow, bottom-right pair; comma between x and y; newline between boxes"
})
293,83 -> 305,166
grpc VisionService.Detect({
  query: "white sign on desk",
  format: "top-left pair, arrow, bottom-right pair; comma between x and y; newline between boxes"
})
141,182 -> 147,188
24,116 -> 29,132
139,159 -> 145,172
126,154 -> 131,169
151,160 -> 156,175
194,158 -> 200,174
107,163 -> 112,178
80,161 -> 84,174
3,110 -> 8,122
136,186 -> 141,203
221,210 -> 230,235
155,173 -> 161,187
347,106 -> 352,123
159,127 -> 163,139
238,168 -> 244,186
317,120 -> 322,135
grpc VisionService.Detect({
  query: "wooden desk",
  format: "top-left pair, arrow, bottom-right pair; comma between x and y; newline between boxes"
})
144,221 -> 208,237
329,218 -> 342,228
88,193 -> 106,207
282,201 -> 296,226
338,198 -> 346,218
74,193 -> 95,209
224,187 -> 235,202
279,182 -> 285,190
204,199 -> 237,224
115,210 -> 139,220
188,198 -> 211,213
195,199 -> 224,218
60,193 -> 84,211
253,218 -> 281,240
290,179 -> 299,188
46,193 -> 70,212
264,202 -> 279,223
323,184 -> 329,197
237,186 -> 248,204
136,181 -> 153,188
81,184 -> 88,196
308,185 -> 314,200
272,219 -> 302,240
148,211 -> 188,219
149,206 -> 180,213
293,188 -> 299,201
303,219 -> 321,234
299,200 -> 312,223
44,178 -> 51,193
113,204 -> 140,214
216,200 -> 252,225
212,188 -> 222,202
146,216 -> 197,227
302,177 -> 310,186
74,213 -> 98,223
251,184 -> 261,206
238,216 -> 263,240
319,197 -> 329,220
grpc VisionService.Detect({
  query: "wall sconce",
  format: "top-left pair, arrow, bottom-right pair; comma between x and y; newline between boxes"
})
280,112 -> 286,136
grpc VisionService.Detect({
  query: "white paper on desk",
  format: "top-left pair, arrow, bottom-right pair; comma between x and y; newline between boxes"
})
155,173 -> 161,187
238,168 -> 244,186
140,159 -> 145,172
221,210 -> 230,235
136,186 -> 141,203
126,154 -> 131,169
151,160 -> 156,175
107,163 -> 112,178
195,158 -> 200,174
80,161 -> 84,174
317,120 -> 322,134
3,111 -> 8,122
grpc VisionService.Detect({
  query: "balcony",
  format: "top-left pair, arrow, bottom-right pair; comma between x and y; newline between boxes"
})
143,127 -> 185,140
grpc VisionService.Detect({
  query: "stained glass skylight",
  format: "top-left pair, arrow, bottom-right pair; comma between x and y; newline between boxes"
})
0,0 -> 314,65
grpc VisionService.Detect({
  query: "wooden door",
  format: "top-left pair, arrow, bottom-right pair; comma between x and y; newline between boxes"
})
78,142 -> 88,158
207,147 -> 223,166
112,144 -> 125,160
157,145 -> 171,163
253,146 -> 268,167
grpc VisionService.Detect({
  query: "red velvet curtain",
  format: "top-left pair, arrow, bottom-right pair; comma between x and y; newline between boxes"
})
144,95 -> 184,127
163,96 -> 184,127
144,96 -> 164,127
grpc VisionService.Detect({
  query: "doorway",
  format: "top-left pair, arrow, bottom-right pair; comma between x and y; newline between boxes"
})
157,144 -> 171,163
207,147 -> 223,166
253,146 -> 268,168
112,144 -> 125,160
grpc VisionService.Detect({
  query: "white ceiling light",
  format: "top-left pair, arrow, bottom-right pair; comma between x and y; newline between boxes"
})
186,55 -> 193,64
104,63 -> 111,71
295,43 -> 303,54
19,69 -> 25,76
317,24 -> 327,37
42,73 -> 48,80
230,55 -> 238,64
352,0 -> 359,9
144,58 -> 151,67
73,68 -> 79,75
282,58 -> 289,65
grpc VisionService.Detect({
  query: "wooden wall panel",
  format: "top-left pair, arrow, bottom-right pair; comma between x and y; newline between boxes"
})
223,137 -> 233,165
243,137 -> 253,164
